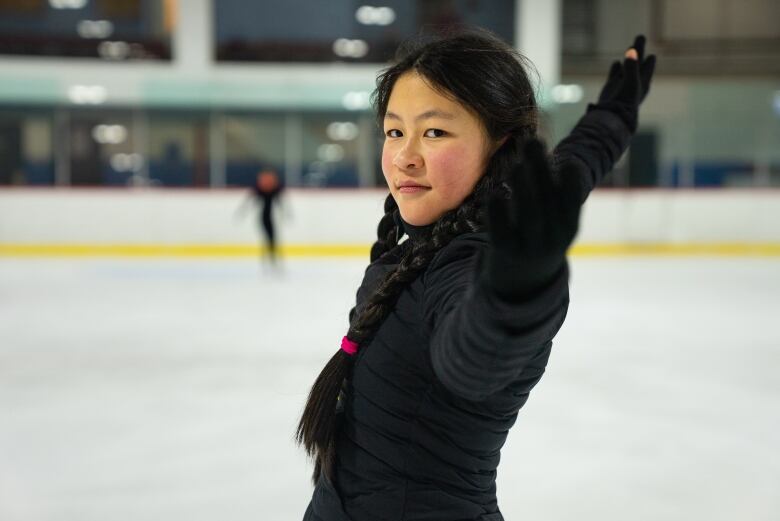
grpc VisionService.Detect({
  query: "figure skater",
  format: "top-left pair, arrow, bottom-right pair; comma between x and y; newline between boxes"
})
297,29 -> 655,521
236,169 -> 285,267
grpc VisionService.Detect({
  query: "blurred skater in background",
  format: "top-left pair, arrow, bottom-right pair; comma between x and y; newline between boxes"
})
236,169 -> 287,269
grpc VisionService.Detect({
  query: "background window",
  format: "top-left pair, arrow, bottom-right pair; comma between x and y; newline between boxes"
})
147,112 -> 210,187
301,114 -> 362,187
224,113 -> 286,187
68,109 -> 138,186
0,107 -> 55,185
0,0 -> 174,61
214,0 -> 515,63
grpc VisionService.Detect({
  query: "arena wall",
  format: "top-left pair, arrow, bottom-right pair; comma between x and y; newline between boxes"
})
1,188 -> 778,256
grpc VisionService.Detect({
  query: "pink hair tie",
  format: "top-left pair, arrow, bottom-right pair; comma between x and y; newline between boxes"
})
341,336 -> 359,356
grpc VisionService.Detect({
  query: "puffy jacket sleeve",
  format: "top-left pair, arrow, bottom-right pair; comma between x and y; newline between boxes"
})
423,234 -> 570,401
552,108 -> 634,205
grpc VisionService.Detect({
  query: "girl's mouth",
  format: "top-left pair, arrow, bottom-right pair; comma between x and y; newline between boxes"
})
399,186 -> 430,193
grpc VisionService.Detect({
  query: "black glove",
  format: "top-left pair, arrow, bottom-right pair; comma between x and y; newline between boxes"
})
587,34 -> 656,132
482,139 -> 582,301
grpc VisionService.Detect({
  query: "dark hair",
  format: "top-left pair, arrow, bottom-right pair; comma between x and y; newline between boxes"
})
296,27 -> 539,484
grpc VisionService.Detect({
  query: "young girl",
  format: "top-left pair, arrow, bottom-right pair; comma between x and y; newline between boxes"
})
298,29 -> 655,521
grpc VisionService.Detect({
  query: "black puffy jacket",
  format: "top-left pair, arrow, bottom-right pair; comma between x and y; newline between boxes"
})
302,109 -> 633,521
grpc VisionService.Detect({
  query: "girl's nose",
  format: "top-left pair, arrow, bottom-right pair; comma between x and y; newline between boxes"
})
393,142 -> 423,170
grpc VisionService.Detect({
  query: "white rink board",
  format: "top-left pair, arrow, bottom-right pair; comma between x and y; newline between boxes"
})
1,188 -> 779,247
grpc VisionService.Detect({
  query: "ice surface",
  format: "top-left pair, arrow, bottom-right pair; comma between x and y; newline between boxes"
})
0,256 -> 778,520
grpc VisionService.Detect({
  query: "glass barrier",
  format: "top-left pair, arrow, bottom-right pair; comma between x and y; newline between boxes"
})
1,80 -> 777,189
0,107 -> 54,185
548,79 -> 780,188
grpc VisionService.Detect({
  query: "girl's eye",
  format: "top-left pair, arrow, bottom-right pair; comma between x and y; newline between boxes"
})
386,129 -> 402,138
425,128 -> 446,138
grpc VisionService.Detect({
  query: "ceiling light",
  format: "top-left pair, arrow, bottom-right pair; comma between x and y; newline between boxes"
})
317,144 -> 345,162
92,124 -> 128,144
77,20 -> 114,39
98,41 -> 130,60
326,122 -> 359,141
342,91 -> 371,111
68,85 -> 107,104
356,6 -> 396,26
49,0 -> 87,8
110,153 -> 145,172
333,38 -> 369,59
551,84 -> 584,104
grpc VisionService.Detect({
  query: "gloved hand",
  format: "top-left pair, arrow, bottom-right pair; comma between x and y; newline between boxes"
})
482,138 -> 582,301
587,34 -> 657,132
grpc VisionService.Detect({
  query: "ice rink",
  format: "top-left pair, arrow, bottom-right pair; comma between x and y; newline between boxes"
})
1,255 -> 778,520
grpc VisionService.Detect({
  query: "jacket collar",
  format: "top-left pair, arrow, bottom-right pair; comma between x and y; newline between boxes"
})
392,208 -> 434,244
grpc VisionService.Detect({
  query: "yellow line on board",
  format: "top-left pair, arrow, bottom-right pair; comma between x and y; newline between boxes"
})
0,243 -> 370,258
570,243 -> 780,257
0,243 -> 779,258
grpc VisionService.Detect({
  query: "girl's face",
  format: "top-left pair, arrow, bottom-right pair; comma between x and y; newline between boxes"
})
381,72 -> 495,226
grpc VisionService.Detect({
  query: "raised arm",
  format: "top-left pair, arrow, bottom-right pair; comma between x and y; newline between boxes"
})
426,140 -> 580,401
424,37 -> 656,402
552,34 -> 657,204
